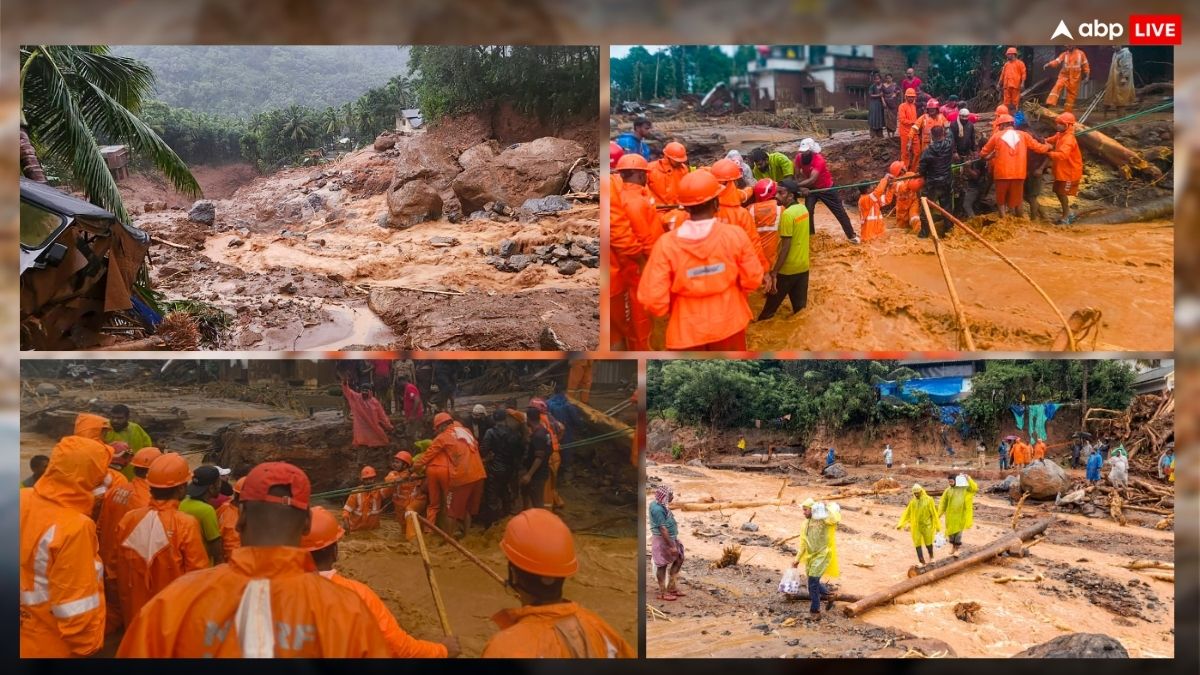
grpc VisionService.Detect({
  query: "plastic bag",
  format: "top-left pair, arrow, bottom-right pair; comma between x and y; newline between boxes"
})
934,532 -> 947,550
779,567 -> 803,595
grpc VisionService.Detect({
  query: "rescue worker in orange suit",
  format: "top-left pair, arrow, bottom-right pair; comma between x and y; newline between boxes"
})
747,179 -> 782,268
343,465 -> 384,532
1011,438 -> 1032,468
892,163 -> 924,233
302,506 -> 460,658
980,114 -> 1051,218
385,450 -> 427,540
216,476 -> 244,562
414,413 -> 455,525
117,461 -> 391,657
567,359 -> 594,404
482,509 -> 635,658
608,144 -> 640,350
648,141 -> 691,229
444,416 -> 487,536
637,169 -> 764,351
858,166 -> 897,242
1045,111 -> 1084,225
614,152 -> 663,350
20,435 -> 111,657
1033,438 -> 1047,463
530,397 -> 566,511
711,158 -> 767,270
74,413 -> 127,518
908,98 -> 950,171
997,47 -> 1026,110
1044,45 -> 1090,113
97,445 -> 161,635
896,88 -> 919,168
113,452 -> 209,625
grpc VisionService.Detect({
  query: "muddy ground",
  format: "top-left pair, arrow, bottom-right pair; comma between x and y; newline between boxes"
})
20,374 -> 638,658
631,114 -> 1174,351
644,458 -> 1175,658
121,151 -> 598,351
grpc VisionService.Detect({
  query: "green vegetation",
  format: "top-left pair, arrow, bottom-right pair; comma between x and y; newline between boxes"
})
410,46 -> 598,123
611,45 -> 755,102
111,46 -> 408,117
649,360 -> 1137,444
20,45 -> 200,222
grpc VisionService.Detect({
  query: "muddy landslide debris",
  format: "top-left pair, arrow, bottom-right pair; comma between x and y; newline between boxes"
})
1014,633 -> 1129,658
452,137 -> 586,213
188,199 -> 216,225
487,234 -> 599,275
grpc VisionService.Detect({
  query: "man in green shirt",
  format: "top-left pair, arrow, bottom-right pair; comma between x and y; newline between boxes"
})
104,404 -> 153,480
758,180 -> 811,320
748,148 -> 794,183
179,465 -> 228,563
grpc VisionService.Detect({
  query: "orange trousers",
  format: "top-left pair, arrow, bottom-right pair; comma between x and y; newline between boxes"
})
542,452 -> 565,509
424,467 -> 450,525
1047,78 -> 1079,111
1003,86 -> 1021,109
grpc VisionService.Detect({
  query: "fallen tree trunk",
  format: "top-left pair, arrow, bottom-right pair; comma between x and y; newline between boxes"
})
91,335 -> 167,351
1077,196 -> 1173,225
1030,104 -> 1163,181
1119,560 -> 1173,571
674,499 -> 794,512
846,518 -> 1053,617
785,588 -> 864,603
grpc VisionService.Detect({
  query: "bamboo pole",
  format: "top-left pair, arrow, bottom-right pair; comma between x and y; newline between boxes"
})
407,512 -> 454,636
416,514 -> 509,588
925,199 -> 1078,350
845,518 -> 1053,617
920,197 -> 976,350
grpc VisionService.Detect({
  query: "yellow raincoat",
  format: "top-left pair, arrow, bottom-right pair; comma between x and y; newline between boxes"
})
938,476 -> 978,535
795,507 -> 840,579
897,488 -> 941,546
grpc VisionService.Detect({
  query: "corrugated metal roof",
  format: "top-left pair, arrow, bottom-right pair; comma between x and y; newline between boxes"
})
1133,365 -> 1174,384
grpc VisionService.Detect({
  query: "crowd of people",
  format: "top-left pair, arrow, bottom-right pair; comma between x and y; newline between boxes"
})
20,378 -> 634,658
609,46 -> 1091,351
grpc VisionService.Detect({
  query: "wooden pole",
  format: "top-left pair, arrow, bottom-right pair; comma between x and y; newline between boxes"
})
844,518 -> 1053,617
416,514 -> 509,588
925,199 -> 1078,351
407,511 -> 454,636
1028,103 -> 1163,181
920,197 -> 976,350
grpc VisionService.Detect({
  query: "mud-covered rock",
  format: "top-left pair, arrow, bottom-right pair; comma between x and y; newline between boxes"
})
823,462 -> 848,479
568,169 -> 597,193
1019,459 -> 1070,500
386,179 -> 443,229
458,140 -> 500,171
452,137 -> 586,212
373,131 -> 399,152
392,134 -> 462,192
188,200 -> 216,225
35,383 -> 61,397
580,255 -> 599,268
557,260 -> 583,276
1014,633 -> 1128,658
521,194 -> 573,215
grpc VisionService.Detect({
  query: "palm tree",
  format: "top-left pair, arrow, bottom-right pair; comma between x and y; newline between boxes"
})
280,104 -> 312,144
20,45 -> 199,222
321,106 -> 340,139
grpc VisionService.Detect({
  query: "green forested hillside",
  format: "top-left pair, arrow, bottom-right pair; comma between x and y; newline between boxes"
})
112,45 -> 408,117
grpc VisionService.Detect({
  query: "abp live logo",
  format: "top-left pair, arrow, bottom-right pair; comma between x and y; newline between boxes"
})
1051,15 -> 1180,44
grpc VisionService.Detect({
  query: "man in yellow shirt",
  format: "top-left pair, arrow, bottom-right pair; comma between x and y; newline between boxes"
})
104,404 -> 153,480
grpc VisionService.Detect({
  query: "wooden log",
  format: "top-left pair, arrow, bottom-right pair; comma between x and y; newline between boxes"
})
1131,478 -> 1172,497
1119,560 -> 1174,571
1123,504 -> 1171,515
407,512 -> 454,636
674,498 -> 793,512
1029,103 -> 1163,180
921,197 -> 975,350
846,518 -> 1053,617
784,588 -> 864,603
91,336 -> 167,351
1078,196 -> 1173,225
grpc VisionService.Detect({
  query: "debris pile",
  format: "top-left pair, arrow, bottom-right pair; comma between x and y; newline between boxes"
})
1084,391 -> 1175,474
486,235 -> 600,276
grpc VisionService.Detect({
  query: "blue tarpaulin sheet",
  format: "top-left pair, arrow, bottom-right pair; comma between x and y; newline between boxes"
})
877,376 -> 968,405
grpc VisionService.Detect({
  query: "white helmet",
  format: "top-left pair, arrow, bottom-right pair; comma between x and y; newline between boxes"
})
798,138 -> 821,154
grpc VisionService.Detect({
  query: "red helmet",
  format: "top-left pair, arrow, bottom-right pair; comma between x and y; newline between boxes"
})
609,141 -> 623,170
394,450 -> 413,465
926,98 -> 940,109
753,178 -> 777,201
360,465 -> 377,480
1057,112 -> 1076,126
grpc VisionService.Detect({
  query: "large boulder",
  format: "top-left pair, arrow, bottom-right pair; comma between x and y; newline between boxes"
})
1014,633 -> 1128,658
392,134 -> 462,191
188,200 -> 216,225
373,131 -> 400,152
1018,459 -> 1070,500
386,179 -> 443,229
822,462 -> 848,479
451,137 -> 586,213
457,140 -> 500,171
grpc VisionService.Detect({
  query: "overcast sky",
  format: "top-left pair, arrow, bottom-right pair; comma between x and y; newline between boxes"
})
610,45 -> 739,58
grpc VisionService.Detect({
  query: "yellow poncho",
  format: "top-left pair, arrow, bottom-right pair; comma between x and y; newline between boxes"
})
795,510 -> 840,579
938,476 -> 978,535
897,488 -> 941,546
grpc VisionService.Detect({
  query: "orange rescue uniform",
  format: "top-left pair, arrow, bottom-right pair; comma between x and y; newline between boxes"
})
216,500 -> 241,561
320,569 -> 448,658
999,59 -> 1027,108
542,420 -> 566,509
647,158 -> 689,231
893,173 -> 924,232
385,469 -> 427,539
567,360 -> 594,404
19,436 -> 110,657
116,546 -> 392,657
909,113 -> 950,168
717,183 -> 767,270
1046,49 -> 1090,112
858,177 -> 893,242
747,200 -> 781,268
896,101 -> 919,167
1033,440 -> 1047,461
1046,128 -> 1083,183
343,486 -> 384,532
482,601 -> 635,658
608,174 -> 638,349
97,471 -> 151,634
415,422 -> 484,523
637,219 -> 764,350
619,180 -> 664,350
114,498 -> 209,624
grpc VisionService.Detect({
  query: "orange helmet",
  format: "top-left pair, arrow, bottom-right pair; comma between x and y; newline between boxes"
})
500,508 -> 578,578
394,450 -> 414,465
300,506 -> 345,551
1057,112 -> 1076,125
433,412 -> 453,429
1006,47 -> 1018,56
710,158 -> 742,183
926,98 -> 940,109
615,154 -> 649,172
676,169 -> 723,207
888,161 -> 905,177
131,447 -> 163,469
995,104 -> 1010,116
360,465 -> 377,480
609,141 -> 623,169
996,114 -> 1015,126
147,453 -> 191,489
233,477 -> 246,495
905,88 -> 916,97
663,141 -> 688,163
